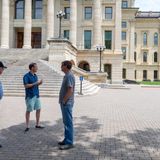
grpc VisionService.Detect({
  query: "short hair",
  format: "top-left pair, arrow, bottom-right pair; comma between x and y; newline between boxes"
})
61,60 -> 72,70
29,63 -> 37,70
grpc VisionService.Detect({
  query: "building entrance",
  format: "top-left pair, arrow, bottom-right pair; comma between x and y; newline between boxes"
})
104,64 -> 112,80
17,32 -> 41,48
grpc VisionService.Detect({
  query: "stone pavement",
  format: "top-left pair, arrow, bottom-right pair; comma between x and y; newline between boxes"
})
1,86 -> 160,160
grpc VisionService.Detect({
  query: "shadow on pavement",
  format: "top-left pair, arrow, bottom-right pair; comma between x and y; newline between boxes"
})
0,117 -> 160,160
0,116 -> 101,160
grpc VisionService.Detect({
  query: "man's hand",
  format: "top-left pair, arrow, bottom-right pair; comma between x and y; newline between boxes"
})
38,79 -> 43,85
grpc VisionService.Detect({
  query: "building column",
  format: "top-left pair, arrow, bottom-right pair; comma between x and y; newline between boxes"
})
129,20 -> 135,62
70,0 -> 77,47
93,0 -> 102,48
47,0 -> 55,40
114,0 -> 122,54
1,0 -> 10,48
23,0 -> 32,49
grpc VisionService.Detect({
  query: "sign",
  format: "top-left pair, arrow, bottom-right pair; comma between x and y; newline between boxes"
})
79,76 -> 84,81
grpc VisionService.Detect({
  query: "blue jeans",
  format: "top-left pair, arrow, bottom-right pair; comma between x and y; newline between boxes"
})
60,103 -> 74,145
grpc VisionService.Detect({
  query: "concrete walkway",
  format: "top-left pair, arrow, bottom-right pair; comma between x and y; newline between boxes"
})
0,86 -> 160,160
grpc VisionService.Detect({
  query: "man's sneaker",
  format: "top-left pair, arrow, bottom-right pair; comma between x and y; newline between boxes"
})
59,144 -> 74,150
24,128 -> 30,133
0,144 -> 2,148
35,125 -> 44,129
58,141 -> 65,145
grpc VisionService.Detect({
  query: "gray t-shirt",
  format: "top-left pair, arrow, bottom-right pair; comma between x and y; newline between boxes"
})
59,72 -> 75,105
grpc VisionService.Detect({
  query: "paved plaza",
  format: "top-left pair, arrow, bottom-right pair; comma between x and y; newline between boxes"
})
1,86 -> 160,160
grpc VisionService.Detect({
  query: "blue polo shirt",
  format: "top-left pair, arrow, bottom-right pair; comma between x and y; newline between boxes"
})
0,81 -> 3,100
23,72 -> 39,99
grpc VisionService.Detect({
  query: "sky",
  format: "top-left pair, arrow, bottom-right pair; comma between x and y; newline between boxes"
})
135,0 -> 160,11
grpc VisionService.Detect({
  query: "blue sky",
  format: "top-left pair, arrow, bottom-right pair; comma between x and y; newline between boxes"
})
135,0 -> 160,11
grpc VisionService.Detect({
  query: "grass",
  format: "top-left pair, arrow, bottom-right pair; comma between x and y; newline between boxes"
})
140,81 -> 160,85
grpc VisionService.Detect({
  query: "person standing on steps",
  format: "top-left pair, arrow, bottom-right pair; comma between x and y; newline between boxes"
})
0,61 -> 7,148
58,60 -> 75,150
23,63 -> 44,133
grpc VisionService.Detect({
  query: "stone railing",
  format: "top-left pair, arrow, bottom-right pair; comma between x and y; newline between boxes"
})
72,66 -> 108,83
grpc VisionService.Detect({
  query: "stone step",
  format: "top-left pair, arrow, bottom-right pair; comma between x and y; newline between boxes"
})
1,60 -> 100,97
3,84 -> 96,91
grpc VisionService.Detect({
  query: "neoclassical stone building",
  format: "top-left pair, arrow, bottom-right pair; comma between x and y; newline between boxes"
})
0,0 -> 160,82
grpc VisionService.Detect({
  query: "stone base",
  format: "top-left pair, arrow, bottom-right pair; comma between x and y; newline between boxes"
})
48,38 -> 77,69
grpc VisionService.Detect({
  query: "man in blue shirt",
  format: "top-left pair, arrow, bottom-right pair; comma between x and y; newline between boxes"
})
23,63 -> 44,132
0,61 -> 7,148
58,60 -> 75,150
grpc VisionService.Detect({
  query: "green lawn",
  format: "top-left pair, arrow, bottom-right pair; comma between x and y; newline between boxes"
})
140,81 -> 160,85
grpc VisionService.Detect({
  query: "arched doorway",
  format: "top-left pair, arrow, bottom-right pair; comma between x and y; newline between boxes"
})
78,61 -> 90,71
104,64 -> 112,79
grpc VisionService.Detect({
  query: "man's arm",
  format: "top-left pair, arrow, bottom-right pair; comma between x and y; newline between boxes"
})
24,80 -> 43,89
63,86 -> 73,104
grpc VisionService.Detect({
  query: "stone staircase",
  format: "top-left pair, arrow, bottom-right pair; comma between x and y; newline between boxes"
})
0,60 -> 100,97
0,48 -> 49,61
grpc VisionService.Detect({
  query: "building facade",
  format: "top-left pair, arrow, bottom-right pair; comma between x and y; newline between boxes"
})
0,0 -> 160,82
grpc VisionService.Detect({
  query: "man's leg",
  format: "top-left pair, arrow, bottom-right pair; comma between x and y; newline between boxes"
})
34,97 -> 44,128
62,104 -> 74,145
24,111 -> 30,132
36,109 -> 40,126
26,111 -> 30,128
59,104 -> 74,150
25,97 -> 33,132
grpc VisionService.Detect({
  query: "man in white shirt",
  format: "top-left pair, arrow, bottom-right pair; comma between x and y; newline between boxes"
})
0,61 -> 7,148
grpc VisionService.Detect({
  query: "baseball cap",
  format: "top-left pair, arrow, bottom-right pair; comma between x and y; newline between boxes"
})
0,61 -> 7,69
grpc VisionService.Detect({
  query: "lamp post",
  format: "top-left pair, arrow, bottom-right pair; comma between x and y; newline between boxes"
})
56,10 -> 65,38
96,45 -> 105,72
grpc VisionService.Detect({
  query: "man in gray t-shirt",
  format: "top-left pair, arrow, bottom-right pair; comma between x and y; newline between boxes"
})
58,60 -> 75,150
0,61 -> 7,148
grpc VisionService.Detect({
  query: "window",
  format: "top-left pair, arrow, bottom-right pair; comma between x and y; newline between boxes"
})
15,0 -> 24,19
32,0 -> 43,19
105,31 -> 112,49
64,30 -> 70,40
143,52 -> 147,62
154,33 -> 158,46
64,7 -> 70,19
143,32 -> 147,46
84,7 -> 92,20
134,32 -> 137,46
122,21 -> 127,28
84,30 -> 92,49
122,32 -> 126,40
122,47 -> 126,59
154,70 -> 158,80
122,1 -> 128,8
143,70 -> 147,80
105,7 -> 112,20
134,52 -> 137,62
123,68 -> 126,79
154,52 -> 158,62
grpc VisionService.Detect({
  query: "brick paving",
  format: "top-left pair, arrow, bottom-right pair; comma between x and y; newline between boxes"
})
1,85 -> 160,160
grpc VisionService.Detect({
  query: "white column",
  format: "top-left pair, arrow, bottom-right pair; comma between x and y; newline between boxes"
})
47,0 -> 55,39
129,20 -> 135,62
23,0 -> 32,49
70,0 -> 77,47
1,0 -> 9,48
93,0 -> 102,48
114,0 -> 122,54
